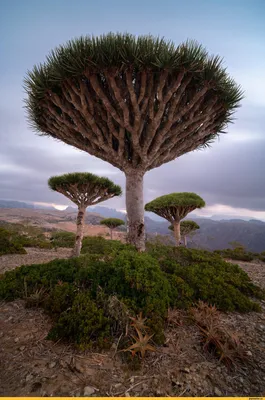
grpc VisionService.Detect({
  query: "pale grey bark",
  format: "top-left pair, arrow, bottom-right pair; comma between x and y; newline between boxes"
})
183,235 -> 187,247
125,171 -> 145,251
72,206 -> 86,257
110,228 -> 113,240
173,220 -> 181,247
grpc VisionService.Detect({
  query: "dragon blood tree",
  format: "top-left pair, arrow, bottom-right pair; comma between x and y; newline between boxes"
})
145,193 -> 205,247
25,33 -> 243,251
169,220 -> 200,247
48,173 -> 121,256
100,218 -> 125,240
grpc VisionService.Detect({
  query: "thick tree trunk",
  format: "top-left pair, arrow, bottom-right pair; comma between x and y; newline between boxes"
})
110,228 -> 113,240
125,171 -> 145,252
184,235 -> 187,247
173,220 -> 181,247
72,206 -> 86,257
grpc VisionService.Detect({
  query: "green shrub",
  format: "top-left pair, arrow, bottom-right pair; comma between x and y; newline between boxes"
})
1,244 -> 264,349
214,248 -> 254,262
81,235 -> 134,255
50,231 -> 75,248
0,228 -> 27,256
47,292 -> 110,349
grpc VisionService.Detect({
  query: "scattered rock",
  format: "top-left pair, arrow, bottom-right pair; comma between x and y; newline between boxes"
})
83,386 -> 95,396
49,361 -> 56,369
214,387 -> 222,396
26,374 -> 33,382
113,383 -> 123,389
246,350 -> 252,356
239,377 -> 244,383
19,345 -> 26,351
14,337 -> 19,343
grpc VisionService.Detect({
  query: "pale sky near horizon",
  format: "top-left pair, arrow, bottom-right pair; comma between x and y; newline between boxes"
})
0,0 -> 265,219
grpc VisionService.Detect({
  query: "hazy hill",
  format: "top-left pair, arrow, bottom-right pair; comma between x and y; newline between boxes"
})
1,201 -> 265,252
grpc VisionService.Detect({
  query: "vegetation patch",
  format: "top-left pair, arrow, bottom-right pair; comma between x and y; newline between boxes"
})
0,227 -> 27,256
0,238 -> 264,350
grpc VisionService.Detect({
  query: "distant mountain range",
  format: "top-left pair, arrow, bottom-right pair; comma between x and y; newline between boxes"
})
1,200 -> 265,252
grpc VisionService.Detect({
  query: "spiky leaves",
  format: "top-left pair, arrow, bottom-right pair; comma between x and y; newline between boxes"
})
145,192 -> 205,222
26,33 -> 242,252
25,33 -> 243,174
48,172 -> 122,208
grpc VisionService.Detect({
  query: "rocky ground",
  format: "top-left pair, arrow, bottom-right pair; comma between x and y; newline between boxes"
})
0,247 -> 71,274
0,251 -> 265,397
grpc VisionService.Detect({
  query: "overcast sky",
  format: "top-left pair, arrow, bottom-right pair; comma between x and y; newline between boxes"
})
0,0 -> 265,219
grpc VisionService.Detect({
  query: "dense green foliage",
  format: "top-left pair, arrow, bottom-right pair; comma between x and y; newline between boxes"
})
0,223 -> 52,252
1,238 -> 263,349
145,193 -> 205,213
50,231 -> 76,248
48,172 -> 122,196
215,247 -> 265,262
100,218 -> 125,229
25,33 -> 243,137
81,236 -> 133,255
0,227 -> 26,256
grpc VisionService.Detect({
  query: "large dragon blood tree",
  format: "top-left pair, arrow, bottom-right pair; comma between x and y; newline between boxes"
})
145,192 -> 205,246
25,33 -> 243,251
48,172 -> 121,256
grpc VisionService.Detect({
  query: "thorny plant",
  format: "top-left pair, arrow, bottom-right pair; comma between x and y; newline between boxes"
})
191,301 -> 247,369
24,281 -> 48,308
123,326 -> 156,358
129,312 -> 148,331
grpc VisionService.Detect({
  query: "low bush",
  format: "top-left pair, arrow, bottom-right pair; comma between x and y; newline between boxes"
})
50,231 -> 75,248
214,247 -> 254,262
0,227 -> 27,256
81,235 -> 133,255
0,223 -> 52,251
0,239 -> 264,349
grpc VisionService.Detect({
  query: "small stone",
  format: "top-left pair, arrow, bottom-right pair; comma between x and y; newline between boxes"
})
0,332 -> 3,338
246,350 -> 252,356
259,324 -> 265,330
239,377 -> 244,383
114,383 -> 123,389
49,361 -> 56,369
214,387 -> 222,396
125,393 -> 130,397
19,346 -> 26,351
7,316 -> 13,321
183,367 -> 190,373
130,377 -> 135,384
26,374 -> 33,382
83,386 -> 95,396
14,337 -> 19,343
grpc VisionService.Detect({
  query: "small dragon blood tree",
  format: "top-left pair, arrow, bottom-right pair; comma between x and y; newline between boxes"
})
100,218 -> 125,240
169,219 -> 200,247
146,192 -> 205,246
48,172 -> 122,256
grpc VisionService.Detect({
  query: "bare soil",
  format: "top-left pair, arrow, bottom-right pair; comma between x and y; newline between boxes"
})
0,251 -> 265,397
